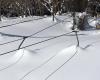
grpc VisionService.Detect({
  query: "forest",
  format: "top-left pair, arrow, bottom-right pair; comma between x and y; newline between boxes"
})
0,0 -> 100,19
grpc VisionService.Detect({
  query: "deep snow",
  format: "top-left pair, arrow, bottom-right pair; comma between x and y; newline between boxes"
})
0,15 -> 100,80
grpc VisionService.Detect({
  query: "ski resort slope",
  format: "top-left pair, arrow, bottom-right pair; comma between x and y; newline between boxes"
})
0,15 -> 100,80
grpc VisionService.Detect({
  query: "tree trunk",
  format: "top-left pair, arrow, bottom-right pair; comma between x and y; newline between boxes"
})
72,12 -> 76,30
0,1 -> 1,21
52,13 -> 55,21
0,9 -> 1,21
78,15 -> 89,30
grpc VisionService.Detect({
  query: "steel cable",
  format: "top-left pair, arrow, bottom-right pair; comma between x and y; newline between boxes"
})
0,16 -> 71,47
0,31 -> 73,56
0,17 -> 47,29
19,44 -> 74,80
0,49 -> 24,71
45,46 -> 78,80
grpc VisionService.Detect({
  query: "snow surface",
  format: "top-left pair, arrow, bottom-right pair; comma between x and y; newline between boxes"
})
0,15 -> 100,80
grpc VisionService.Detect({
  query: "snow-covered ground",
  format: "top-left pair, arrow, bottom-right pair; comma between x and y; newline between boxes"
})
0,15 -> 100,80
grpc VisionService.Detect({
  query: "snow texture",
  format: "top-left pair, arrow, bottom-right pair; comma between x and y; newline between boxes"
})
0,14 -> 100,80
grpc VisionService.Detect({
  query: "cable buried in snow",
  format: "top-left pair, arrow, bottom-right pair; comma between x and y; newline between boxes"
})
19,45 -> 77,80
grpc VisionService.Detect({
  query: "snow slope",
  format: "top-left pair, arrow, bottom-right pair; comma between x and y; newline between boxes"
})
0,15 -> 100,80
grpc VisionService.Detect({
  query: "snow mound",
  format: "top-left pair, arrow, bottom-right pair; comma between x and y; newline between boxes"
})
22,45 -> 77,80
0,49 -> 24,71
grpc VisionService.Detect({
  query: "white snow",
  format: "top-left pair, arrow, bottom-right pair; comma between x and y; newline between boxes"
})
0,15 -> 100,80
